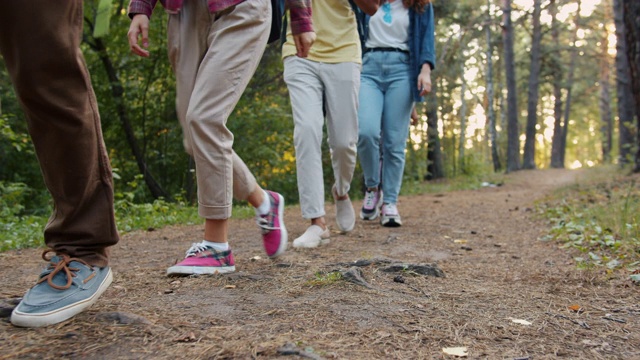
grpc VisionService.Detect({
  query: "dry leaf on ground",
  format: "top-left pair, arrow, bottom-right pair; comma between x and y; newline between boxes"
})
442,347 -> 468,357
509,318 -> 532,325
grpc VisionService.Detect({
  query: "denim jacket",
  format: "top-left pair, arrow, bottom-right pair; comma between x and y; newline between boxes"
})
355,3 -> 436,102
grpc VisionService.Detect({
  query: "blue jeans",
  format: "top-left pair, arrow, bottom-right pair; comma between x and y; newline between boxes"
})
357,50 -> 414,204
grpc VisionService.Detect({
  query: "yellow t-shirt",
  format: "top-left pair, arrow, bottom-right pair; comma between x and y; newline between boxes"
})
282,0 -> 362,64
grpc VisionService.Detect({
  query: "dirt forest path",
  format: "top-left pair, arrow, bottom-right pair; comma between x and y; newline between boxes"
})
1,168 -> 639,359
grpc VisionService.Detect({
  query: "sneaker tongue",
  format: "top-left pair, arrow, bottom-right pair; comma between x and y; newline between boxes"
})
364,192 -> 375,204
384,204 -> 398,215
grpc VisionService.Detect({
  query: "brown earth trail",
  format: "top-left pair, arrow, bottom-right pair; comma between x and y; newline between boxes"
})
1,168 -> 639,359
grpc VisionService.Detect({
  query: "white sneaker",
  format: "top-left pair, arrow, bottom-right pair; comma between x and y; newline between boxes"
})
293,225 -> 330,248
333,186 -> 355,232
380,203 -> 402,227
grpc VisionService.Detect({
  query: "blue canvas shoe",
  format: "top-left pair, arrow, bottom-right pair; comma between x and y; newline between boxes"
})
11,251 -> 113,327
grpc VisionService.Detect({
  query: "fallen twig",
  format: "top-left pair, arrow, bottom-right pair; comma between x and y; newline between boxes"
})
545,312 -> 590,329
603,315 -> 626,324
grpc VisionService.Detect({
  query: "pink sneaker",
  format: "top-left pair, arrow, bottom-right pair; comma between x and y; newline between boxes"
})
257,190 -> 288,258
360,188 -> 383,220
167,244 -> 235,275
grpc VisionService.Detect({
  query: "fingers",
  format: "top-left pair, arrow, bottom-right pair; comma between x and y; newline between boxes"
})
128,15 -> 150,57
410,107 -> 419,126
294,32 -> 316,58
419,82 -> 432,97
418,64 -> 432,96
295,37 -> 310,57
294,36 -> 304,57
418,78 -> 432,97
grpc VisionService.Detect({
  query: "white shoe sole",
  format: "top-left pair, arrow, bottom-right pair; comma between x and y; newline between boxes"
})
167,265 -> 236,276
293,238 -> 330,248
360,208 -> 380,220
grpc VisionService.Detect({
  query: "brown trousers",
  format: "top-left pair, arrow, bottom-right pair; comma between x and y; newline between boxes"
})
0,0 -> 119,266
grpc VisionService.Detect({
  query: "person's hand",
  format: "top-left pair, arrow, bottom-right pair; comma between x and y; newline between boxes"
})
352,0 -> 380,15
294,31 -> 316,58
417,64 -> 432,97
128,14 -> 150,57
410,106 -> 419,126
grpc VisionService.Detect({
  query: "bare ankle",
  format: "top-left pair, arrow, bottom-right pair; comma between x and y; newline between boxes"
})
311,218 -> 326,230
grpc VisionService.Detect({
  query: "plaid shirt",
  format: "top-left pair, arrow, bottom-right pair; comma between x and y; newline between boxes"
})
129,0 -> 313,34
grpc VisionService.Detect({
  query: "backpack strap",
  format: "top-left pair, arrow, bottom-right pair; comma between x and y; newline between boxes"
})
268,0 -> 286,44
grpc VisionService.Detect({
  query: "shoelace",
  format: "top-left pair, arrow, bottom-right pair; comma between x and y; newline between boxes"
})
363,191 -> 379,209
256,214 -> 275,233
37,250 -> 91,291
185,243 -> 211,257
256,194 -> 278,232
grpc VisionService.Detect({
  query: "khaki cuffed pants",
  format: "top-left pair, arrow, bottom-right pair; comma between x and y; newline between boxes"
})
168,0 -> 271,219
0,0 -> 119,266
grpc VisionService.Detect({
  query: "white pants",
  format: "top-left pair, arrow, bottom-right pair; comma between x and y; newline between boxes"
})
283,56 -> 360,219
167,0 -> 270,219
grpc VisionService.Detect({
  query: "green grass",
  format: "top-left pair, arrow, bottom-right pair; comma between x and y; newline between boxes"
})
1,215 -> 48,251
537,166 -> 640,278
401,171 -> 506,196
305,271 -> 343,287
114,198 -> 201,232
1,195 -> 258,252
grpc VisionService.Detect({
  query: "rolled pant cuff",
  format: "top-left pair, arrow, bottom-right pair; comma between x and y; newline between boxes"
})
199,203 -> 232,219
301,210 -> 326,220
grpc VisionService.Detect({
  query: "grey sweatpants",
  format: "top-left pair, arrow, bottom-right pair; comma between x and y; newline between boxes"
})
283,56 -> 360,219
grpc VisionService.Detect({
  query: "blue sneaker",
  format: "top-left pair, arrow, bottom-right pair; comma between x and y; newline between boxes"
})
11,251 -> 112,328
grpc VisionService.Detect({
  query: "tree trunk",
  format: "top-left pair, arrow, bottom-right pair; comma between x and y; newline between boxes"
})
559,1 -> 582,167
84,26 -> 171,200
599,11 -> 613,163
522,0 -> 542,169
623,0 -> 640,172
426,82 -> 445,180
502,0 -> 520,172
615,0 -> 636,166
485,4 -> 501,172
458,65 -> 468,174
497,55 -> 507,169
550,0 -> 565,168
